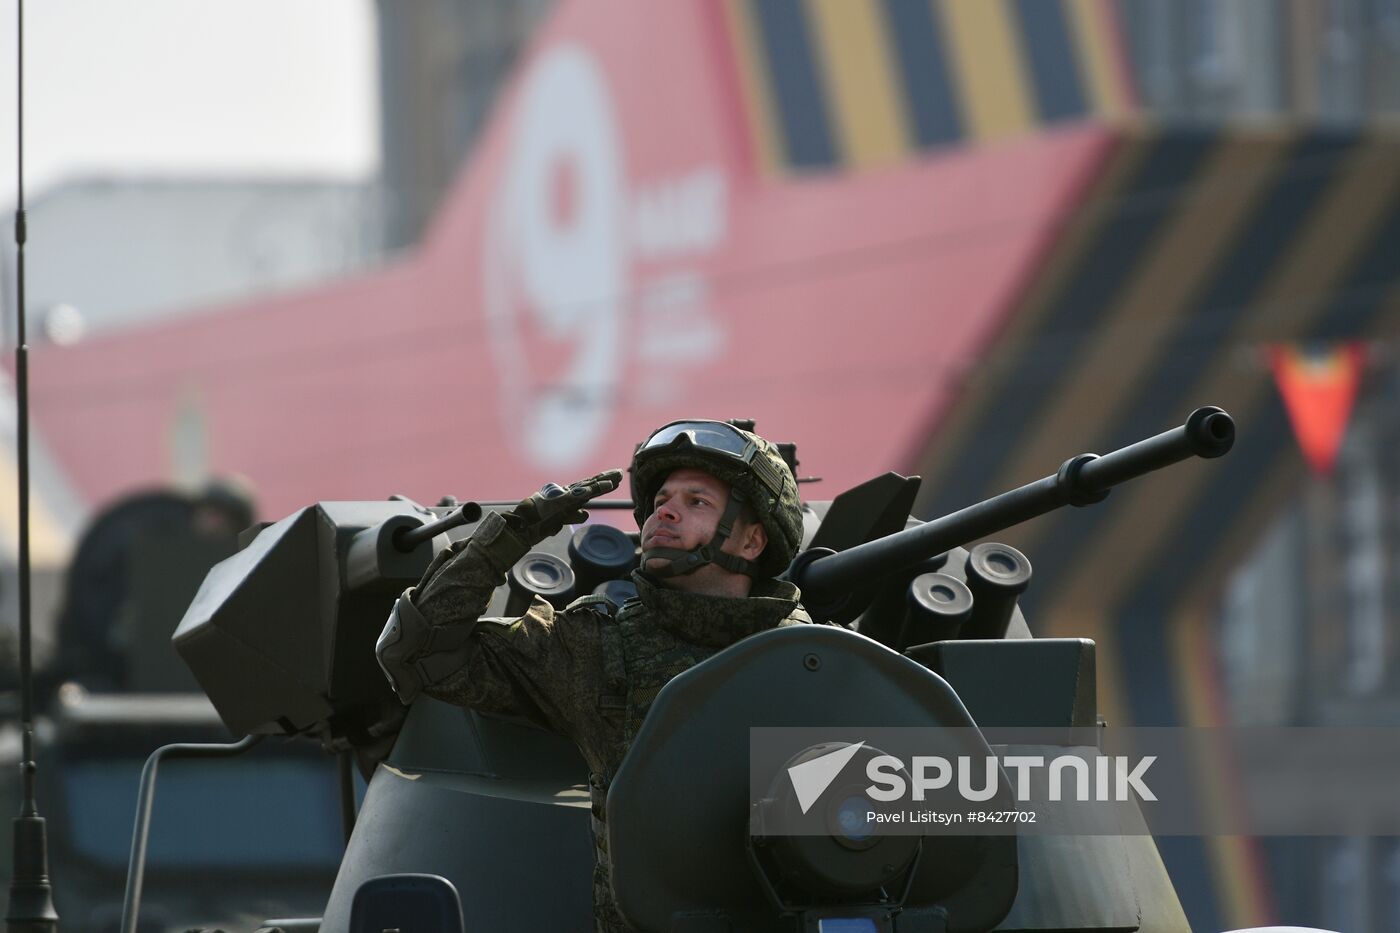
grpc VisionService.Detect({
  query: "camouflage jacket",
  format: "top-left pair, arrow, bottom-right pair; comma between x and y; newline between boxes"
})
413,523 -> 811,933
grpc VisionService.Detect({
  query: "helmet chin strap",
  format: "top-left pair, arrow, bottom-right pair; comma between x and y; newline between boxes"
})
641,487 -> 760,579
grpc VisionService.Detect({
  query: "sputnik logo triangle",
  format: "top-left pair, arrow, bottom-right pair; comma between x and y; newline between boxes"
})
788,742 -> 866,814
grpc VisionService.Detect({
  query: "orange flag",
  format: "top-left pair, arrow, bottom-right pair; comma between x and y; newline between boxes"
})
1267,342 -> 1366,476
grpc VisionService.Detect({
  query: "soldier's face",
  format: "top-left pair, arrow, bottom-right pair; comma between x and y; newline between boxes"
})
641,465 -> 767,588
642,468 -> 731,560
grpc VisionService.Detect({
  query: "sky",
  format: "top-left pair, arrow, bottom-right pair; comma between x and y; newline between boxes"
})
0,0 -> 380,205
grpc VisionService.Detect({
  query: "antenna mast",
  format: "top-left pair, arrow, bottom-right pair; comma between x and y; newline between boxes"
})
5,0 -> 60,927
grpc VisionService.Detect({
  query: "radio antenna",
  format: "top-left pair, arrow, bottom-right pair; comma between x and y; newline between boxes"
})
5,0 -> 60,927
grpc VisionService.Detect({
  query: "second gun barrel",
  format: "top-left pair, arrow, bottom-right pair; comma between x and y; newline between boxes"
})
793,407 -> 1233,605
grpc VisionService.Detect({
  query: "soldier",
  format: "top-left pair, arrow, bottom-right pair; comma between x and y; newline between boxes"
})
374,419 -> 810,932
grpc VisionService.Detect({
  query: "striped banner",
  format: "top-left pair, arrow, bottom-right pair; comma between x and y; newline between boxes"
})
723,0 -> 1135,173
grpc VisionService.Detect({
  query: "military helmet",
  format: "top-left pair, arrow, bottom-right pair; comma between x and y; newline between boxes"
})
630,420 -> 803,578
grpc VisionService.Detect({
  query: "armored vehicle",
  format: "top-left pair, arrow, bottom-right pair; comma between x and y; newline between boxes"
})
0,486 -> 339,932
0,690 -> 341,933
130,408 -> 1235,932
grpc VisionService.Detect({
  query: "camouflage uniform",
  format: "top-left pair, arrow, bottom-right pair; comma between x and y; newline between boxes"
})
411,516 -> 810,932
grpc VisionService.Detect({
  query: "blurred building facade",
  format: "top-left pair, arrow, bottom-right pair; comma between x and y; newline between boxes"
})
1118,0 -> 1400,122
1,177 -> 383,344
375,0 -> 555,250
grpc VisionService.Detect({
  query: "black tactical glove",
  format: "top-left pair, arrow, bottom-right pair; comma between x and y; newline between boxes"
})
385,470 -> 625,706
439,469 -> 623,575
502,469 -> 625,548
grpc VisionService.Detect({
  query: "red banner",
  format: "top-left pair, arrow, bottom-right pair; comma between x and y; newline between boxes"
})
24,0 -> 1113,518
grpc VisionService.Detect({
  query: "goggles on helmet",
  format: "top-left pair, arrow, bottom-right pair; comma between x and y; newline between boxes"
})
636,420 -> 783,497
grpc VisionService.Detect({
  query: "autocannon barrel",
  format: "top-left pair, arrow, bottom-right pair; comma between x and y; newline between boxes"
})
393,501 -> 484,551
790,407 -> 1234,606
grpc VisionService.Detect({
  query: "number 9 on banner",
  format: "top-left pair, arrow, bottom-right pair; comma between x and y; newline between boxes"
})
485,43 -> 627,469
